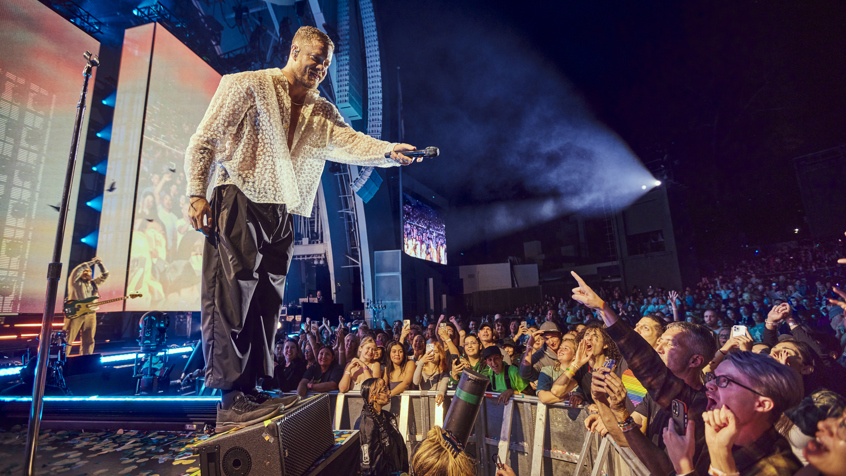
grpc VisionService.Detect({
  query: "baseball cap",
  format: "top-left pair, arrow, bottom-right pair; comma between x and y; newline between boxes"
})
481,345 -> 502,361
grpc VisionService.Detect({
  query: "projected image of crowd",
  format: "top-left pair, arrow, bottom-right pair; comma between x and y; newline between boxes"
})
129,97 -> 205,310
263,236 -> 846,476
403,194 -> 447,264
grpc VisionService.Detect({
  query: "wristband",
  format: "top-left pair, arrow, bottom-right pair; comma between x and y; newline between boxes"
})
563,367 -> 575,378
718,349 -> 727,355
617,416 -> 637,433
708,466 -> 739,476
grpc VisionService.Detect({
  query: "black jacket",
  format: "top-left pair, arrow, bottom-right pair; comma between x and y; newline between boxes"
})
359,407 -> 408,476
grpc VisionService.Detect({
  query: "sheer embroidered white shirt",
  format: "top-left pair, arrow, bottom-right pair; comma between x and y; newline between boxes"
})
184,68 -> 398,216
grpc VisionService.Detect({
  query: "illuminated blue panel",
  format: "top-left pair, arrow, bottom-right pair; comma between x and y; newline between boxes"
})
100,346 -> 193,364
165,346 -> 193,355
0,395 -> 220,402
0,366 -> 23,377
100,352 -> 137,363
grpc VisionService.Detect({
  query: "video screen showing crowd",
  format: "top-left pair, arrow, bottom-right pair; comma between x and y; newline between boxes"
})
402,193 -> 447,265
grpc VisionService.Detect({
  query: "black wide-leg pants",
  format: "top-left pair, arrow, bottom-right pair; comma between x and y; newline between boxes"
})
201,185 -> 294,391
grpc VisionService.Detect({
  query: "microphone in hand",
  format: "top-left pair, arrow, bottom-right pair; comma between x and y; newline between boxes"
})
385,146 -> 439,160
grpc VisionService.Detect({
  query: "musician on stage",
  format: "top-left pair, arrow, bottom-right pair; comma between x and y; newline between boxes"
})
64,257 -> 109,355
185,25 -> 423,429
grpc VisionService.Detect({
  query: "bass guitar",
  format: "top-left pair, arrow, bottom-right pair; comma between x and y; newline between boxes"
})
63,293 -> 142,319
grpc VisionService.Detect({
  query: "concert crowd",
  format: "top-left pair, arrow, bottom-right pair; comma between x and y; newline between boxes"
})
261,237 -> 846,476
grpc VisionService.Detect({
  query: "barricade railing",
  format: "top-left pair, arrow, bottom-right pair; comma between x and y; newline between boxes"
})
280,390 -> 649,476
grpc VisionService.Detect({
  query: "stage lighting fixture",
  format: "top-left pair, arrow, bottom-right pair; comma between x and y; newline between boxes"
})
794,228 -> 799,233
92,159 -> 107,174
96,123 -> 112,141
86,195 -> 103,212
80,230 -> 99,248
101,90 -> 116,107
654,180 -> 662,186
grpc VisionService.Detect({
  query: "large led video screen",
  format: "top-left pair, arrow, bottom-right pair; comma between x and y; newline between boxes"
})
403,193 -> 447,264
98,23 -> 220,311
0,0 -> 98,313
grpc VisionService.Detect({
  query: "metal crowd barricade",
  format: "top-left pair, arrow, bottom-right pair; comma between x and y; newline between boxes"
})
281,390 -> 649,476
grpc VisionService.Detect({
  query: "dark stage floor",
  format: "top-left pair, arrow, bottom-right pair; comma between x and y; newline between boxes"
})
0,426 -> 210,476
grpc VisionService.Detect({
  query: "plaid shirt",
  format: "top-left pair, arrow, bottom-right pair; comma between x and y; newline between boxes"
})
606,320 -> 801,476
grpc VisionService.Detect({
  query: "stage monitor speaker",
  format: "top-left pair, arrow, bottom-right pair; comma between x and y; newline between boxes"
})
194,393 -> 334,476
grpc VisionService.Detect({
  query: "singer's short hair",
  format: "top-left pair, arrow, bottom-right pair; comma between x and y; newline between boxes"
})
292,26 -> 334,51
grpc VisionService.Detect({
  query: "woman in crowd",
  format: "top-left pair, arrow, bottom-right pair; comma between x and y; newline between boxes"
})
301,339 -> 316,368
410,334 -> 427,362
342,333 -> 360,366
339,336 -> 382,393
383,340 -> 415,399
297,345 -> 344,398
358,378 -> 408,476
449,334 -> 488,384
537,338 -> 582,404
413,341 -> 449,406
264,338 -> 307,392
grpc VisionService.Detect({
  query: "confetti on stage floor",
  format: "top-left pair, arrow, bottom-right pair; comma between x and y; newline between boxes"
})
0,425 -> 211,476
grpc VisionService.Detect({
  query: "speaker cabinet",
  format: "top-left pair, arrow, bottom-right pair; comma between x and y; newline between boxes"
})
194,393 -> 334,476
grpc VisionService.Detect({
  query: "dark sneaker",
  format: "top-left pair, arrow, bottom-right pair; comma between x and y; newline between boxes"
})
243,389 -> 300,408
216,394 -> 283,431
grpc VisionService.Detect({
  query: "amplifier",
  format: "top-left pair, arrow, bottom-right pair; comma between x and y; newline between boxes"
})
193,393 -> 335,476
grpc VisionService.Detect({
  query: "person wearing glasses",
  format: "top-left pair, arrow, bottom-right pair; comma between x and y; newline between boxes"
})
358,378 -> 408,476
571,271 -> 805,476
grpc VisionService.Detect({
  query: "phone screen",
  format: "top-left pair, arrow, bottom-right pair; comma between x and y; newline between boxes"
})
731,325 -> 747,338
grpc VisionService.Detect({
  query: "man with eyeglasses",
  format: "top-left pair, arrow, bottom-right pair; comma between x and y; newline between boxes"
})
572,271 -> 805,476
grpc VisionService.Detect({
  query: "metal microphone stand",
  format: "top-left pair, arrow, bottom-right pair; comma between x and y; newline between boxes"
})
23,50 -> 99,476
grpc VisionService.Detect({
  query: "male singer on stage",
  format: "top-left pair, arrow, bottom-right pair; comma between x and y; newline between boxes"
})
185,26 -> 420,429
65,257 -> 109,355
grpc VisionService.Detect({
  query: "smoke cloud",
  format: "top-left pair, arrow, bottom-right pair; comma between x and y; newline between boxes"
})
390,7 -> 655,250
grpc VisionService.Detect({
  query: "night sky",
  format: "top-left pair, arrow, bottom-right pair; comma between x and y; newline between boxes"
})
375,0 -> 846,262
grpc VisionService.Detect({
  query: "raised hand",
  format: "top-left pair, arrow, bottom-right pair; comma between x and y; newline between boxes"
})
437,325 -> 450,342
767,303 -> 791,326
829,287 -> 846,312
573,338 -> 590,368
571,271 -> 605,310
668,290 -> 679,308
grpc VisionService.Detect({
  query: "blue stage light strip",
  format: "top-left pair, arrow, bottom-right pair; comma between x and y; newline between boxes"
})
0,366 -> 24,377
0,395 -> 220,403
100,346 -> 194,364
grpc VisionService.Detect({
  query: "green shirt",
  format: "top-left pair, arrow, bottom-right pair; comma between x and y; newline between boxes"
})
483,365 -> 528,394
